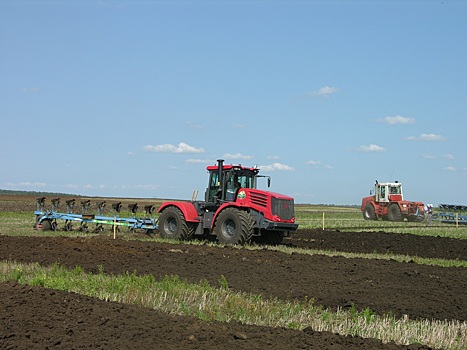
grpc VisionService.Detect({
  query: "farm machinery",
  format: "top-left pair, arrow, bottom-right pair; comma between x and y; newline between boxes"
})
433,204 -> 467,225
157,159 -> 298,245
33,159 -> 298,245
34,197 -> 158,233
361,181 -> 425,222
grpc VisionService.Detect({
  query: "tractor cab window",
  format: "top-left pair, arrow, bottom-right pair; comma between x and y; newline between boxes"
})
206,171 -> 221,203
225,171 -> 255,201
225,173 -> 239,201
379,186 -> 386,199
389,186 -> 401,195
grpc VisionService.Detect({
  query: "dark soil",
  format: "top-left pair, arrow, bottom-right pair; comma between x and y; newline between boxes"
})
1,194 -> 464,349
285,229 -> 467,260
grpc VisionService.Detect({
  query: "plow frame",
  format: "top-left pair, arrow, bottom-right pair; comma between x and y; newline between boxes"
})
34,210 -> 159,233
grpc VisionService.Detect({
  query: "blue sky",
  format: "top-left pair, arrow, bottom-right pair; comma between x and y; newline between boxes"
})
1,0 -> 466,205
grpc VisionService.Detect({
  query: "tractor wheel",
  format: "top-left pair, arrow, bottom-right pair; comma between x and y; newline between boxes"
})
40,219 -> 52,231
388,204 -> 402,222
363,204 -> 376,220
158,207 -> 194,240
214,208 -> 254,245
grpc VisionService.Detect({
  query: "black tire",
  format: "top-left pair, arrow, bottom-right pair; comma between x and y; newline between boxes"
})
388,204 -> 402,222
363,204 -> 376,220
158,207 -> 194,240
214,208 -> 254,245
40,219 -> 52,231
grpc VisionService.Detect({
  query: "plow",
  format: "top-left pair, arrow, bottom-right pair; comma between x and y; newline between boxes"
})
34,197 -> 159,234
433,204 -> 467,225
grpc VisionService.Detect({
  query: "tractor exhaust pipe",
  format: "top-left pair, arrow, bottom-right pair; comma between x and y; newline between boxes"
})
217,159 -> 224,185
217,159 -> 224,201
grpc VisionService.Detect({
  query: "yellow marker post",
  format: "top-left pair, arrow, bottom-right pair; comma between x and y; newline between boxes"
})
113,216 -> 117,239
322,212 -> 325,230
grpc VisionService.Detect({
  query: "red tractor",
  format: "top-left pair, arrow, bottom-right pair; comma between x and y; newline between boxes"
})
361,181 -> 425,222
157,159 -> 298,245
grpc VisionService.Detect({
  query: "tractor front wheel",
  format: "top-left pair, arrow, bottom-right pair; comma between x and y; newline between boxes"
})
158,207 -> 194,240
363,204 -> 376,220
388,204 -> 402,222
214,208 -> 254,245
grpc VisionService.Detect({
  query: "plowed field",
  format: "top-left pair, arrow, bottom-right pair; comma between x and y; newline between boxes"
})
1,194 -> 466,349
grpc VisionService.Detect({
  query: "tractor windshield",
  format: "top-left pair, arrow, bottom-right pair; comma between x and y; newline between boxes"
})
235,172 -> 254,189
224,171 -> 255,201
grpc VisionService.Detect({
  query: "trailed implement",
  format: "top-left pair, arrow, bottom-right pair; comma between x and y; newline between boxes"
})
34,197 -> 158,233
434,204 -> 467,225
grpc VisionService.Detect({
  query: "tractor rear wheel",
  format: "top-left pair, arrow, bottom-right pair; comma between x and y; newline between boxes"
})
159,207 -> 194,240
363,204 -> 376,220
214,208 -> 254,245
388,204 -> 402,222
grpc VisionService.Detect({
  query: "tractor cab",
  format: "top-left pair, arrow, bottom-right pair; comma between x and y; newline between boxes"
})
205,159 -> 268,203
374,181 -> 403,203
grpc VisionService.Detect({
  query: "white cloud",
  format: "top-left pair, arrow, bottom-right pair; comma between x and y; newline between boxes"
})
143,142 -> 205,154
134,184 -> 160,190
404,133 -> 446,141
309,86 -> 340,97
444,166 -> 456,172
127,151 -> 136,156
376,115 -> 415,125
444,154 -> 454,160
267,155 -> 280,160
186,122 -> 203,130
83,184 -> 94,189
423,153 -> 454,160
186,158 -> 213,164
423,154 -> 437,159
304,160 -> 333,169
21,87 -> 40,93
223,153 -> 253,160
259,162 -> 294,171
231,124 -> 245,129
4,181 -> 47,188
357,144 -> 386,153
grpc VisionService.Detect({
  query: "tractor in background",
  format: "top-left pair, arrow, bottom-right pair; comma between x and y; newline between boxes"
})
157,159 -> 298,245
361,181 -> 425,222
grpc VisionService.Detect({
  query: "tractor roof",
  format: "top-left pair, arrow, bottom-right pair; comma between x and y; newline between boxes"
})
206,164 -> 258,172
377,182 -> 402,186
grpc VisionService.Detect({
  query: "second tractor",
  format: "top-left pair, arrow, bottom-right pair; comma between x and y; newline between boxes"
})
361,181 -> 425,222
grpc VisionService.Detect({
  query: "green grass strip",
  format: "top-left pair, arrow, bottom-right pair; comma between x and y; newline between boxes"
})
256,245 -> 467,268
0,260 -> 465,350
